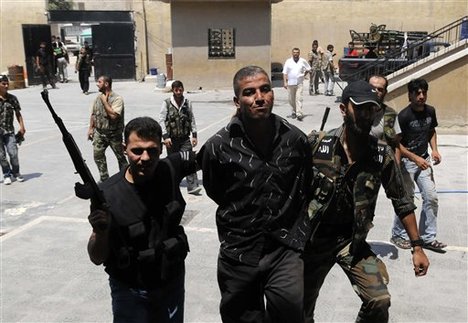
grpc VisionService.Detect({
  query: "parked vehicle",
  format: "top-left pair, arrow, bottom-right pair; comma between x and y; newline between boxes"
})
337,24 -> 428,82
65,40 -> 80,56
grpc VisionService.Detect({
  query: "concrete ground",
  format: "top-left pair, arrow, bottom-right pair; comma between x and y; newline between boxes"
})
0,66 -> 467,322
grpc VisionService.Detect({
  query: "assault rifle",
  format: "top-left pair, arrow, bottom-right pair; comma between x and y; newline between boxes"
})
41,90 -> 108,226
320,107 -> 331,131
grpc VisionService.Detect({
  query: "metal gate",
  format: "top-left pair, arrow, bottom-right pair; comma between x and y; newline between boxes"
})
22,25 -> 53,86
92,23 -> 135,80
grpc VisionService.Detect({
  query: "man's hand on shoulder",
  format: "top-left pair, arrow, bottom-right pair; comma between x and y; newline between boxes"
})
164,138 -> 173,149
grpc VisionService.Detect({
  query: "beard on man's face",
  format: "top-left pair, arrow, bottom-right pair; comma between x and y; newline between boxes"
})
344,111 -> 372,136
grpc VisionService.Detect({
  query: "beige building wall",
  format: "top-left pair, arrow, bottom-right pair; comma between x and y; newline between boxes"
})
169,1 -> 272,89
140,1 -> 172,79
0,1 -> 47,75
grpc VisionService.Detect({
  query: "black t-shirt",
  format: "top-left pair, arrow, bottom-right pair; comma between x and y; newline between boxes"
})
398,104 -> 438,157
36,47 -> 51,66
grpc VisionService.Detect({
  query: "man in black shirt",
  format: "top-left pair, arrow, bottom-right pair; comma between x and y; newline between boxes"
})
199,66 -> 312,322
390,78 -> 446,253
35,41 -> 56,89
87,117 -> 195,322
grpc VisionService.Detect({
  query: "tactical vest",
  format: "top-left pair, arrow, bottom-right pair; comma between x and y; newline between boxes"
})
308,128 -> 386,252
164,98 -> 192,139
103,158 -> 189,287
383,106 -> 398,149
53,45 -> 65,59
93,93 -> 124,132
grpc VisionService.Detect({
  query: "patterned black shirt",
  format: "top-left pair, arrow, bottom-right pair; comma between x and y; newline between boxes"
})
0,92 -> 21,134
200,114 -> 312,266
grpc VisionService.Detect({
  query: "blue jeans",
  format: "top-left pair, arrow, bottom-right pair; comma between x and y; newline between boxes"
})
0,132 -> 20,178
391,157 -> 439,242
109,273 -> 185,323
323,71 -> 335,94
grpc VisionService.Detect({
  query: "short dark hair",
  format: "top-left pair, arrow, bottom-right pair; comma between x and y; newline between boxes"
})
99,75 -> 112,88
407,78 -> 428,94
1,75 -> 9,83
233,66 -> 269,97
369,74 -> 388,89
171,80 -> 184,90
124,117 -> 162,144
327,44 -> 334,51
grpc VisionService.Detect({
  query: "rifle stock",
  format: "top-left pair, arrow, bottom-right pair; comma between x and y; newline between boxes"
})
41,90 -> 107,213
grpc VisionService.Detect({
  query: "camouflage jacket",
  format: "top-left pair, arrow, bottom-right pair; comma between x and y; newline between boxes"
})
0,93 -> 21,134
160,97 -> 196,140
370,104 -> 400,149
91,91 -> 124,133
308,125 -> 415,252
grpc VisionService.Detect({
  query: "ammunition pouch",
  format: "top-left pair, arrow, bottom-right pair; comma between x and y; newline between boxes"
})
161,225 -> 189,282
308,168 -> 335,240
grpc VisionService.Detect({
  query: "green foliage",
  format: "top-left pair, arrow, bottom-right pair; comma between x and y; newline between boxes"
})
47,0 -> 73,11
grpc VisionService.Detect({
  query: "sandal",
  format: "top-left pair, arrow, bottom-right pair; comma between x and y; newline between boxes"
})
423,240 -> 447,253
390,236 -> 411,249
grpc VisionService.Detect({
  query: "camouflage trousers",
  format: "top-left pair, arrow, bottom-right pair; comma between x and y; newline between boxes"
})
92,130 -> 128,182
303,224 -> 390,323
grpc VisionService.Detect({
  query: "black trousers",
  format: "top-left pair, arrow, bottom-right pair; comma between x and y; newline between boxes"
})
217,244 -> 304,323
78,70 -> 90,92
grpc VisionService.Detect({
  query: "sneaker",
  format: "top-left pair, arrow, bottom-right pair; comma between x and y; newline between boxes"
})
15,175 -> 24,182
390,236 -> 411,249
188,187 -> 202,195
423,240 -> 447,254
296,114 -> 303,121
3,177 -> 12,185
289,113 -> 297,119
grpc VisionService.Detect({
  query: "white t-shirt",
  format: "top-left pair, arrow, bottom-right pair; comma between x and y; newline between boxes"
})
282,57 -> 311,85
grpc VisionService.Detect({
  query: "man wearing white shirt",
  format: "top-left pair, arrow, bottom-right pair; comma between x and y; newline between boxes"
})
283,48 -> 311,121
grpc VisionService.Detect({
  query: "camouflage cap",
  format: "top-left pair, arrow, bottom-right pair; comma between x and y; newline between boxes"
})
341,80 -> 379,107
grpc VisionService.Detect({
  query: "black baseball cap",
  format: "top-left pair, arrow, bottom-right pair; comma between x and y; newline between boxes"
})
341,80 -> 379,107
1,75 -> 9,82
